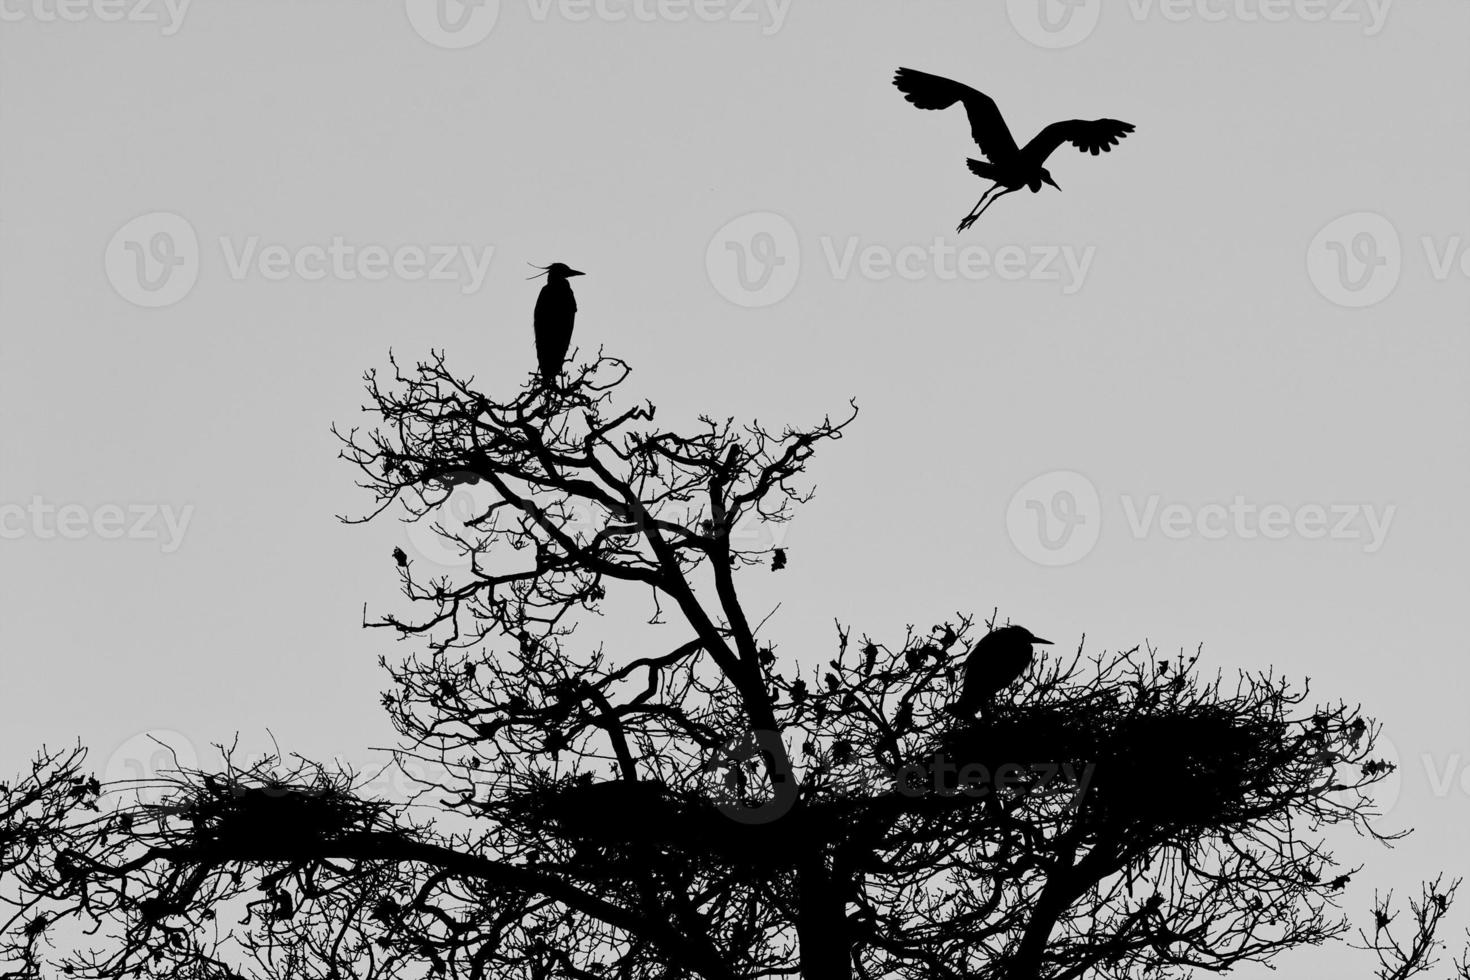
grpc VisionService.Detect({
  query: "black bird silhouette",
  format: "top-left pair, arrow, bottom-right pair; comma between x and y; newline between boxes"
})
893,67 -> 1135,231
945,625 -> 1052,717
531,262 -> 584,387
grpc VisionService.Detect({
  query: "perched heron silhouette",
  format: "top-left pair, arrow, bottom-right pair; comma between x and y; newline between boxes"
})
531,262 -> 584,387
945,625 -> 1052,717
893,67 -> 1135,231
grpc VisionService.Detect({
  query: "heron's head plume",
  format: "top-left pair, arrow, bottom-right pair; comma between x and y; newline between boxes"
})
528,262 -> 586,281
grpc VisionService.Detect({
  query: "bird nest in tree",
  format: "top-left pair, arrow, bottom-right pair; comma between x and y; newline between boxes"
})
511,777 -> 691,849
508,776 -> 807,868
159,771 -> 390,861
937,698 -> 1292,836
1083,712 -> 1285,831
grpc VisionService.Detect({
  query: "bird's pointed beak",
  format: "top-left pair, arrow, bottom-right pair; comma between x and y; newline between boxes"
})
567,269 -> 586,277
1043,175 -> 1061,191
1032,637 -> 1053,646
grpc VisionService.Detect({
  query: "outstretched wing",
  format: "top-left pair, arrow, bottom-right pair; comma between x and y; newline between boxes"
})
1024,119 -> 1135,162
893,67 -> 1019,164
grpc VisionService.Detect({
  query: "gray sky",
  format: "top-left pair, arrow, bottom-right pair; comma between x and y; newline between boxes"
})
2,2 -> 1468,974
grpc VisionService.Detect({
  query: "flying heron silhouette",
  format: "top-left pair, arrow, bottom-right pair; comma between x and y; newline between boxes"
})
893,67 -> 1135,232
531,262 -> 584,388
945,625 -> 1052,718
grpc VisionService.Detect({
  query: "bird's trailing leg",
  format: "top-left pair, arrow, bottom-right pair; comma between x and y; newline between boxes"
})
957,185 -> 1017,233
957,183 -> 1001,233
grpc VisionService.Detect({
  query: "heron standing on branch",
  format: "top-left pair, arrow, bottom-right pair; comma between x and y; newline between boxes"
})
945,625 -> 1053,718
893,67 -> 1135,232
531,262 -> 584,388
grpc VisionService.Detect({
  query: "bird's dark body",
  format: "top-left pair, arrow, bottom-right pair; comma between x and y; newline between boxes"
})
893,67 -> 1135,230
946,625 -> 1053,717
534,277 -> 578,386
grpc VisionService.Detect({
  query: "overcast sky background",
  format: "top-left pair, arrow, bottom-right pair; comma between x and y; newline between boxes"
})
2,2 -> 1468,974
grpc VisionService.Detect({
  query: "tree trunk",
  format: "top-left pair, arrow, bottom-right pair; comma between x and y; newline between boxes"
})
1007,837 -> 1123,979
797,852 -> 851,980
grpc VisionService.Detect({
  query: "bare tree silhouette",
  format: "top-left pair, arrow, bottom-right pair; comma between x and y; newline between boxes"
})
1,745 -> 95,980
0,357 -> 1421,980
1353,876 -> 1470,980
